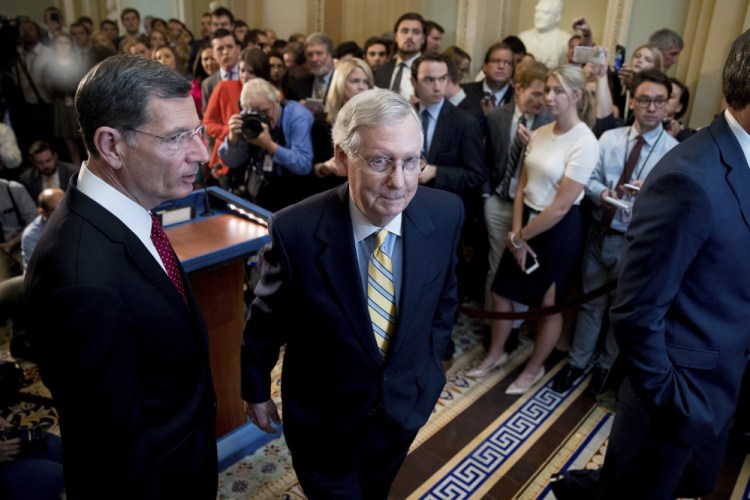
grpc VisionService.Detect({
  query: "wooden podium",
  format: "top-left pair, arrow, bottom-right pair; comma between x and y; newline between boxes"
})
159,188 -> 270,437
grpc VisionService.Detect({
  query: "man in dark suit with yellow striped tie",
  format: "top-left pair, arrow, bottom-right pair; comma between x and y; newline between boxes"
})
242,88 -> 464,499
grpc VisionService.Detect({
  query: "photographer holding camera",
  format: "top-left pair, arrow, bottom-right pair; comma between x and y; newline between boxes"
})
219,78 -> 314,212
0,412 -> 63,499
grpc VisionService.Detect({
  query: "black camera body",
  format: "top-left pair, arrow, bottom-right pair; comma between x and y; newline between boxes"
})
0,422 -> 49,451
240,109 -> 269,140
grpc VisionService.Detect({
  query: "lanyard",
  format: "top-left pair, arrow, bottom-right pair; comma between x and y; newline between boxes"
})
623,126 -> 664,181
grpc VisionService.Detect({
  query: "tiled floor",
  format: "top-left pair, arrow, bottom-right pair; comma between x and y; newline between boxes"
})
391,343 -> 749,499
3,316 -> 748,499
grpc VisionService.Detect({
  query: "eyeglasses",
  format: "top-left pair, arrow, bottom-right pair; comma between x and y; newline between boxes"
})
353,152 -> 426,177
125,124 -> 206,146
633,97 -> 668,108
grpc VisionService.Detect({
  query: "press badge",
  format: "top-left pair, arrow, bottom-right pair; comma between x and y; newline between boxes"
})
262,155 -> 274,172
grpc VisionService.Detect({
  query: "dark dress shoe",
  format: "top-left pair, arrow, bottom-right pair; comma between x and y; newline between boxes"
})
586,367 -> 610,397
552,364 -> 584,393
549,468 -> 601,500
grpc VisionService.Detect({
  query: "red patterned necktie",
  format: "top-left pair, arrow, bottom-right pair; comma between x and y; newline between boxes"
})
150,214 -> 187,303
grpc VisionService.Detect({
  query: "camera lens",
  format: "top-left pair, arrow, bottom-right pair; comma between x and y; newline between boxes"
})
240,111 -> 268,140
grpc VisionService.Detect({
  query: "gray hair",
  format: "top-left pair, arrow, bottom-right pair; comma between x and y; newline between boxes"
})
239,78 -> 281,109
332,88 -> 422,155
648,28 -> 685,51
76,54 -> 191,158
304,32 -> 333,54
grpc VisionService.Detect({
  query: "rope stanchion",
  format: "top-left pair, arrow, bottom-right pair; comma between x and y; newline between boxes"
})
458,280 -> 617,320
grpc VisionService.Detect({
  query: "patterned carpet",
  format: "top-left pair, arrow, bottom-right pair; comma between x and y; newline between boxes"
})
216,313 -> 508,498
0,322 -> 58,433
3,315 -> 747,499
217,314 -> 563,499
215,310 -> 750,499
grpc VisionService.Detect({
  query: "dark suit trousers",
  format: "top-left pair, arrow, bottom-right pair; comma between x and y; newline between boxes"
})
597,378 -> 731,499
292,411 -> 418,500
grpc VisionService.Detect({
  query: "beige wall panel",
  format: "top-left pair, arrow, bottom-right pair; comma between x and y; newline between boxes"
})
688,0 -> 749,128
185,0 -> 212,35
337,0 -> 421,45
601,0 -> 632,54
261,0 -> 308,39
625,0 -> 690,64
457,0 -> 509,77
0,0 -> 59,22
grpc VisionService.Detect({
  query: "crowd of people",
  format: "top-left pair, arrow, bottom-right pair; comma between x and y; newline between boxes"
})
1,1 -> 749,499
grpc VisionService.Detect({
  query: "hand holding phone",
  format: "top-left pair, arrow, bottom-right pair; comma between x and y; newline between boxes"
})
614,45 -> 626,72
604,195 -> 632,211
572,46 -> 604,65
524,254 -> 540,275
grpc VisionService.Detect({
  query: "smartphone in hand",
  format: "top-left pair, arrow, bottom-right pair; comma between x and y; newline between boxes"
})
524,254 -> 540,275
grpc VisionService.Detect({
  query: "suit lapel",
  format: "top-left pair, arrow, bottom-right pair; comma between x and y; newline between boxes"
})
498,106 -> 513,149
68,185 -> 193,316
315,185 -> 382,364
714,114 -> 750,233
501,85 -> 515,107
388,192 -> 436,360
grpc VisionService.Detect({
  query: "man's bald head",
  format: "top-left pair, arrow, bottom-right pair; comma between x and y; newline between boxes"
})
38,188 -> 65,217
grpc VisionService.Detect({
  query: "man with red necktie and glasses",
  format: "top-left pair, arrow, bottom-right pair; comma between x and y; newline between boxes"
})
25,55 -> 218,499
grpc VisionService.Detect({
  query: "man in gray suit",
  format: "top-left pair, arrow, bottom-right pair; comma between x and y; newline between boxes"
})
483,60 -> 552,307
201,28 -> 240,110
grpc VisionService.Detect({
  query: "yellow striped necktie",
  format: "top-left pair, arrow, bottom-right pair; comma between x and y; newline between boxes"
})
367,229 -> 396,358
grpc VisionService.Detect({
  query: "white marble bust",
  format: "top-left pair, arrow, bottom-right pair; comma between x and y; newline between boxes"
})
519,0 -> 571,68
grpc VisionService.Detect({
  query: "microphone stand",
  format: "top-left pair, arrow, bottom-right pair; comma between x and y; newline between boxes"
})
200,163 -> 214,216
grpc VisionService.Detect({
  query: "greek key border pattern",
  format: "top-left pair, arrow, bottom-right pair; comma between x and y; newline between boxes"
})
419,373 -> 589,499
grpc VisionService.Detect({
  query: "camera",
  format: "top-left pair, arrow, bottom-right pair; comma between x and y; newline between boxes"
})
0,422 -> 49,451
240,109 -> 269,140
49,12 -> 61,23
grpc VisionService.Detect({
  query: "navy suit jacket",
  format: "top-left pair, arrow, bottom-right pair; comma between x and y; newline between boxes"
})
611,112 -> 750,447
241,183 -> 463,464
25,180 -> 218,498
485,101 -> 553,195
455,93 -> 487,134
373,59 -> 397,90
461,80 -> 514,113
424,100 -> 487,200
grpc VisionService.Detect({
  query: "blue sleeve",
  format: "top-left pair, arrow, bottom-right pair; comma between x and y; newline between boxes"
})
217,137 -> 251,169
273,103 -> 314,176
